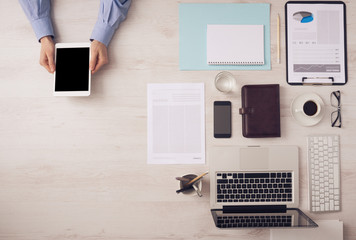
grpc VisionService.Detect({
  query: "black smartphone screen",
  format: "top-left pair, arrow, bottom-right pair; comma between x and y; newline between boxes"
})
55,47 -> 90,91
214,101 -> 231,138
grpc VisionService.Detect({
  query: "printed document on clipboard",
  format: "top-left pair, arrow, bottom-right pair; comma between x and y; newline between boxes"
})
285,1 -> 347,85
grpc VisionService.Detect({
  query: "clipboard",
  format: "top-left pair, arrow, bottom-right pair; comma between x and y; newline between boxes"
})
285,1 -> 347,85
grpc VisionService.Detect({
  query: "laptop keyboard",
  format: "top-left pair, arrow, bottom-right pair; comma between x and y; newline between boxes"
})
216,172 -> 293,203
217,215 -> 292,228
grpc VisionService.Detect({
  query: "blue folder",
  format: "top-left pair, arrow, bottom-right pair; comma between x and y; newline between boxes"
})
179,3 -> 271,71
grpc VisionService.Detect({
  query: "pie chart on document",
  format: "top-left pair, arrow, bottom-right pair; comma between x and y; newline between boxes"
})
293,11 -> 314,23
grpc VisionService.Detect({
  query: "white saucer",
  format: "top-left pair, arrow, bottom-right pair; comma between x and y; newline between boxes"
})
290,93 -> 324,127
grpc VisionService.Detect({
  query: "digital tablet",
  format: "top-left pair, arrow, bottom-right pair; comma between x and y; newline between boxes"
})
54,42 -> 91,96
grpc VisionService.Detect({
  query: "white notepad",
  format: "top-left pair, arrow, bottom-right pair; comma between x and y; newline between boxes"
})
207,24 -> 265,65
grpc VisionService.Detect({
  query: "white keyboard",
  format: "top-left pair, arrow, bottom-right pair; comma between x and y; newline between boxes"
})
307,135 -> 341,212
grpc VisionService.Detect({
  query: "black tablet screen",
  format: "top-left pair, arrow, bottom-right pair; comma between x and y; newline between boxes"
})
55,47 -> 90,91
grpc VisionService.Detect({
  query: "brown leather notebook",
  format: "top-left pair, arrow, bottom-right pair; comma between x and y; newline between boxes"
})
239,84 -> 281,138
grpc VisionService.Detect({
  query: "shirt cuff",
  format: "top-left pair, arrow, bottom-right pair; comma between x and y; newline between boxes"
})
90,20 -> 117,47
30,16 -> 55,42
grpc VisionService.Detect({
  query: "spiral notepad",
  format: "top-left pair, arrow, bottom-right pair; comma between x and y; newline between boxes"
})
207,25 -> 265,65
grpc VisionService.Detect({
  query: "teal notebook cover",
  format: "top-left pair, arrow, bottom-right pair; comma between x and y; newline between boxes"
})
179,3 -> 271,71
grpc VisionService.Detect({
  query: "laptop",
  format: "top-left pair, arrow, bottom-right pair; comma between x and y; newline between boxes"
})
209,145 -> 317,228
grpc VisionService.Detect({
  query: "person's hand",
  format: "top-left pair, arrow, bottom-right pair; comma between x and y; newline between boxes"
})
39,36 -> 55,73
89,40 -> 109,74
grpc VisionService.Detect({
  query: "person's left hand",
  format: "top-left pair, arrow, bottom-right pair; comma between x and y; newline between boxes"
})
89,40 -> 109,74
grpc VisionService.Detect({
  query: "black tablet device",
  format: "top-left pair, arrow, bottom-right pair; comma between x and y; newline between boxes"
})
54,42 -> 91,96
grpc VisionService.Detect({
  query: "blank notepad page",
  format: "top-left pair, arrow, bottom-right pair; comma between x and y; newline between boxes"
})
207,25 -> 265,65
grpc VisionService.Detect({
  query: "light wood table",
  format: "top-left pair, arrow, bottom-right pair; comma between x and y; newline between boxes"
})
0,0 -> 355,239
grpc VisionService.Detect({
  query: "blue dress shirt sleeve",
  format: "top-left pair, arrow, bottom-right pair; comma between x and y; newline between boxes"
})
90,0 -> 132,47
18,0 -> 54,42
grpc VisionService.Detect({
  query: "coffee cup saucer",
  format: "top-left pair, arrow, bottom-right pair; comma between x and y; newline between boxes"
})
291,93 -> 324,127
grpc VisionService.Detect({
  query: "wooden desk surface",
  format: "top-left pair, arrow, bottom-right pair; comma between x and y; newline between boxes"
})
1,0 -> 355,239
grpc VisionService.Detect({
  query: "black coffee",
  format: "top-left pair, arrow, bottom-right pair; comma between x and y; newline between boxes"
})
303,101 -> 318,116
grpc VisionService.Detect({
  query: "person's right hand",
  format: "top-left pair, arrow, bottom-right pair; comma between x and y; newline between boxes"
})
39,36 -> 55,73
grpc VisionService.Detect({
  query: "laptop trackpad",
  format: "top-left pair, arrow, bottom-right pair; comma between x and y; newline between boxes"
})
240,148 -> 269,170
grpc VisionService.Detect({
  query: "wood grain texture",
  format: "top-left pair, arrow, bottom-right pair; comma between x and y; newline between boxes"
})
0,0 -> 355,239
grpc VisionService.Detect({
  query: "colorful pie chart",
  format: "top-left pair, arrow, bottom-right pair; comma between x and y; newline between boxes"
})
293,11 -> 313,23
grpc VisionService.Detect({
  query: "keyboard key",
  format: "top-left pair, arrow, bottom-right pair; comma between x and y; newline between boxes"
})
334,164 -> 340,188
245,173 -> 270,178
217,194 -> 224,199
218,179 -> 228,183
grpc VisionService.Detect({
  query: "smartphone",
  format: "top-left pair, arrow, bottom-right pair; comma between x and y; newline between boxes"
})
214,101 -> 232,138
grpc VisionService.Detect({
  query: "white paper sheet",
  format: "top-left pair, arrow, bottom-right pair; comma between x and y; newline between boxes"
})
147,83 -> 205,164
286,3 -> 346,84
207,25 -> 265,65
271,220 -> 343,240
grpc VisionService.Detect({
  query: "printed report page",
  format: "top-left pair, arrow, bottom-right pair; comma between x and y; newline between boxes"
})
286,3 -> 346,84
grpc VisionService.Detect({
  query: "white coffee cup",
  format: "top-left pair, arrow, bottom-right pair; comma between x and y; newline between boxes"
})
295,99 -> 321,118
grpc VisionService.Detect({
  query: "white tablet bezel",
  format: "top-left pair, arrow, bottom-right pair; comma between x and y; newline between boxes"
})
53,42 -> 91,96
